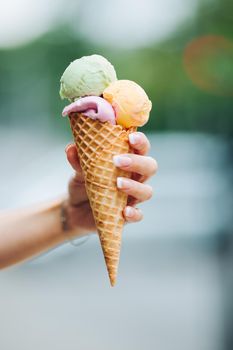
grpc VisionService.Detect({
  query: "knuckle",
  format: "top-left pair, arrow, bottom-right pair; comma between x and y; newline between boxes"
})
70,174 -> 85,187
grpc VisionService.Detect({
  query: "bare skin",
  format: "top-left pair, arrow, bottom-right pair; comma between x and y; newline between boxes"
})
0,132 -> 157,269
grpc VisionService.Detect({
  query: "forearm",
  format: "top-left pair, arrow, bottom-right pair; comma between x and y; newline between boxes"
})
0,198 -> 80,269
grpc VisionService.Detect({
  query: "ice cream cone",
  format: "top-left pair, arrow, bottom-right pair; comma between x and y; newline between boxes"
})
69,113 -> 135,286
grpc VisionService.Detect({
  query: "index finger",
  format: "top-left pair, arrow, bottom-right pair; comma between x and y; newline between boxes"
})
128,132 -> 150,156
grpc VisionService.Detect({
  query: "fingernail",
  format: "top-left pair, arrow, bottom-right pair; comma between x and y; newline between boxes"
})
65,144 -> 72,153
129,133 -> 141,145
113,155 -> 132,167
117,177 -> 131,189
125,206 -> 134,217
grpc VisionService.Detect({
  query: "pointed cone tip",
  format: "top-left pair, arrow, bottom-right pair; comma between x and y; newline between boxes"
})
110,275 -> 117,287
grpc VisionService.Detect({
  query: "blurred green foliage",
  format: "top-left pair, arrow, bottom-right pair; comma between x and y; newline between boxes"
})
0,0 -> 232,136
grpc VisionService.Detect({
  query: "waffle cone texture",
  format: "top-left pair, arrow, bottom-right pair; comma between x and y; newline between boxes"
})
69,113 -> 135,286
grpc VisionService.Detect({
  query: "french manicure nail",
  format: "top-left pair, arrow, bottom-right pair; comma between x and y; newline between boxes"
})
117,177 -> 130,189
125,206 -> 134,217
129,133 -> 141,145
113,155 -> 132,167
65,144 -> 72,153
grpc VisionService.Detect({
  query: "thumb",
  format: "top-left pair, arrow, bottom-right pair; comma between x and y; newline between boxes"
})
65,143 -> 82,173
68,172 -> 87,206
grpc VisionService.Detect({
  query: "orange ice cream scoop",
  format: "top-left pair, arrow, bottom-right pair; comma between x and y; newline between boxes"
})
103,80 -> 152,128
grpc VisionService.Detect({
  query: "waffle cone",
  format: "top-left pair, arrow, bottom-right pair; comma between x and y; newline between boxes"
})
69,113 -> 135,286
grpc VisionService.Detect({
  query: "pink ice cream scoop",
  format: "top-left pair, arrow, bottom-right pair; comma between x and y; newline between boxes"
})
62,96 -> 116,125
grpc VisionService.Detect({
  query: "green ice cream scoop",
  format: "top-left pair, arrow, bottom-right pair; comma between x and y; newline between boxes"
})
60,54 -> 117,101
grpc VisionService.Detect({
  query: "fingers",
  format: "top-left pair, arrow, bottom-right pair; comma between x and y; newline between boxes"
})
65,140 -> 154,213
117,177 -> 153,203
65,143 -> 82,173
123,206 -> 143,223
65,143 -> 87,205
128,132 -> 150,155
113,154 -> 158,180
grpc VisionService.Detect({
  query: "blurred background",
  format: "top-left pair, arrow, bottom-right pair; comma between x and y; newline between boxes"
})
0,0 -> 233,349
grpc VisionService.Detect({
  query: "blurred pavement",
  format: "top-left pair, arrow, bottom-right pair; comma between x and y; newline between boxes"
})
0,128 -> 231,350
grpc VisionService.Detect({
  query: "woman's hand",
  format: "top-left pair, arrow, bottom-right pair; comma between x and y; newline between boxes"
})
65,132 -> 158,235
